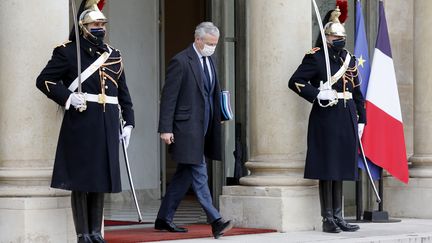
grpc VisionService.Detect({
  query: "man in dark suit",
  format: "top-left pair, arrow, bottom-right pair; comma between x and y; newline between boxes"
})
155,22 -> 232,239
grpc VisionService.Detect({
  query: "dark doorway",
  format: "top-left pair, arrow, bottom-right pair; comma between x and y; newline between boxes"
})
164,1 -> 207,65
161,0 -> 209,193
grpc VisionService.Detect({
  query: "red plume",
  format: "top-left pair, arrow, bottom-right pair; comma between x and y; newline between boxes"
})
97,0 -> 106,10
336,0 -> 348,23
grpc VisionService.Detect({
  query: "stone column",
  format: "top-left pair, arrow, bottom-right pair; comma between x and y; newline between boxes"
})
0,1 -> 75,242
220,0 -> 321,232
384,0 -> 432,218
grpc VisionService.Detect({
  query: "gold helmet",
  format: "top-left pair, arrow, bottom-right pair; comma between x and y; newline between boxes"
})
79,0 -> 107,28
324,6 -> 346,37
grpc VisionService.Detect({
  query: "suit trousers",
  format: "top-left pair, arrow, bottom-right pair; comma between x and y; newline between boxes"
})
156,157 -> 221,224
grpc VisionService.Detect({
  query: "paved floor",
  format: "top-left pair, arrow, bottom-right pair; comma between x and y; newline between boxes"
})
104,199 -> 432,243
159,218 -> 432,243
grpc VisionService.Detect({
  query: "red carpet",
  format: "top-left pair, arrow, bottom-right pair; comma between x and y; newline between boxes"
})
105,224 -> 276,243
105,220 -> 152,227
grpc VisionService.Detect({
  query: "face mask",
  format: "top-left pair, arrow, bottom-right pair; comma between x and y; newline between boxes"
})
201,44 -> 216,56
89,28 -> 106,45
331,38 -> 346,52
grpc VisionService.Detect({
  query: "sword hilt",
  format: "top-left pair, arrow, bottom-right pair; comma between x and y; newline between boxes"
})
77,93 -> 87,112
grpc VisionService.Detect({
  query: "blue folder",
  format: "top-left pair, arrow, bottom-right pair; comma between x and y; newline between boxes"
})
221,90 -> 234,120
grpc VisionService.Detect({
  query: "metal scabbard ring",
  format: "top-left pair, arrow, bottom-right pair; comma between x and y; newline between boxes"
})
318,89 -> 338,108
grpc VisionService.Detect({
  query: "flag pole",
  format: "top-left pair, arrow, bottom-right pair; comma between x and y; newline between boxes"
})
355,169 -> 363,221
379,172 -> 384,211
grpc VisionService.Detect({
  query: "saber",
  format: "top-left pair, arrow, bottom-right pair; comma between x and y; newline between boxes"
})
358,137 -> 381,203
71,0 -> 87,112
311,0 -> 331,87
120,118 -> 143,222
311,0 -> 338,108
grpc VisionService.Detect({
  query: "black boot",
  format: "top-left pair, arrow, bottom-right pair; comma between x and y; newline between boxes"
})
332,181 -> 360,232
88,192 -> 106,243
319,180 -> 341,233
71,191 -> 92,243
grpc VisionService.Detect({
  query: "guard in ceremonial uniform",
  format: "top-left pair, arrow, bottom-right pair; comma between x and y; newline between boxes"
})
36,1 -> 134,242
288,6 -> 365,233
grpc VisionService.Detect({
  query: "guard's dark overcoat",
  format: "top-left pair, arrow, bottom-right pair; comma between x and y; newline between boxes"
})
288,47 -> 366,181
36,37 -> 134,193
158,45 -> 223,164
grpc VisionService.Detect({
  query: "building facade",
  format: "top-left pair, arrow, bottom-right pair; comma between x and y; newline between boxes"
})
0,0 -> 427,242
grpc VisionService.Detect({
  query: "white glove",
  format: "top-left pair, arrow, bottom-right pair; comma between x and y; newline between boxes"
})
358,123 -> 365,138
120,125 -> 133,148
317,89 -> 337,101
66,93 -> 86,110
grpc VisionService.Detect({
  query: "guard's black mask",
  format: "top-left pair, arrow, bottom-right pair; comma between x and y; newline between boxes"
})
89,28 -> 105,46
331,38 -> 346,52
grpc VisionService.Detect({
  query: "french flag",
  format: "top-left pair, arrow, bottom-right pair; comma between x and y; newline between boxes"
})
361,1 -> 409,184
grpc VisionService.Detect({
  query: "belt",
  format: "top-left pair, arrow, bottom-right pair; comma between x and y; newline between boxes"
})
85,93 -> 119,104
337,92 -> 352,100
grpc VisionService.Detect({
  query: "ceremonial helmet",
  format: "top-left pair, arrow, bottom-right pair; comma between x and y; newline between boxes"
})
69,0 -> 107,41
324,0 -> 348,37
79,0 -> 107,29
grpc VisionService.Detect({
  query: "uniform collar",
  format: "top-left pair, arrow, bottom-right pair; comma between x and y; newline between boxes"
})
327,45 -> 346,64
80,36 -> 108,57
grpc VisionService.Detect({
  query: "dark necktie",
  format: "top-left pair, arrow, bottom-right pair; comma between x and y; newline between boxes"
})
202,56 -> 211,91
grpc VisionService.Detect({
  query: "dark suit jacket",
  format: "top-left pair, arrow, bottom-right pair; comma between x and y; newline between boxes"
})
158,44 -> 222,164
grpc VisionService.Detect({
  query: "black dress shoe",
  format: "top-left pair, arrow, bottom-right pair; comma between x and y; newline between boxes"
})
334,217 -> 360,232
211,218 -> 233,239
322,218 -> 342,233
155,218 -> 188,233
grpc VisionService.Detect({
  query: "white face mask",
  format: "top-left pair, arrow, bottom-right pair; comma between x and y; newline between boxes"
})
201,44 -> 216,56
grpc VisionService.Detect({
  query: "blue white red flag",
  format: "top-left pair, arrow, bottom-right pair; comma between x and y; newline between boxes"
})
354,0 -> 382,180
362,1 -> 409,183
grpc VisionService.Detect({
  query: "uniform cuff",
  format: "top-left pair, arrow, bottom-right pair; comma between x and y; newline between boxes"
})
65,94 -> 72,110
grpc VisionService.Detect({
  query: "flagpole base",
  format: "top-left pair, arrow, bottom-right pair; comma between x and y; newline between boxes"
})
362,210 -> 400,222
346,211 -> 401,223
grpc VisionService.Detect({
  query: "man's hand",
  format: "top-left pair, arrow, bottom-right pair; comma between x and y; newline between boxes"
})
160,133 -> 174,145
317,89 -> 337,101
71,93 -> 86,108
120,125 -> 133,148
66,92 -> 86,110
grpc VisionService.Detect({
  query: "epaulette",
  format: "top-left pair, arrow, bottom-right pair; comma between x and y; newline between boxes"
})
108,45 -> 121,53
55,40 -> 72,48
306,47 -> 320,55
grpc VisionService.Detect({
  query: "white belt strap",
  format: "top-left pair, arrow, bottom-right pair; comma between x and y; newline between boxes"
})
336,92 -> 352,99
68,46 -> 112,92
85,93 -> 118,104
323,53 -> 351,87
